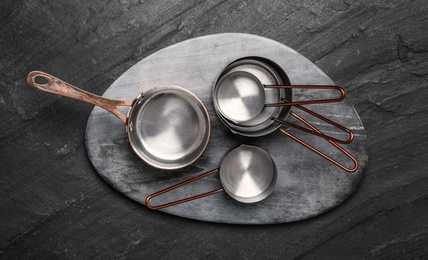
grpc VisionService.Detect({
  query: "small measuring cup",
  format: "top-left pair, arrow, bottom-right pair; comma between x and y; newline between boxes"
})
214,70 -> 345,124
145,145 -> 277,210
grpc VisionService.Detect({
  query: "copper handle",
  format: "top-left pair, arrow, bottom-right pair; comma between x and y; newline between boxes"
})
265,85 -> 345,106
145,169 -> 223,210
273,100 -> 354,144
27,71 -> 134,124
278,112 -> 358,173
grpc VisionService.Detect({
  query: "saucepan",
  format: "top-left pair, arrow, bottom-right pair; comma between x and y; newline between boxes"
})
212,58 -> 358,172
27,71 -> 211,170
145,144 -> 277,210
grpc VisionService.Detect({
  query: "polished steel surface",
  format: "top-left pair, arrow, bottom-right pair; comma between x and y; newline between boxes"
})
27,71 -> 210,170
215,71 -> 265,123
213,58 -> 292,137
215,70 -> 346,125
127,86 -> 211,169
145,144 -> 277,210
220,145 -> 277,203
213,59 -> 358,172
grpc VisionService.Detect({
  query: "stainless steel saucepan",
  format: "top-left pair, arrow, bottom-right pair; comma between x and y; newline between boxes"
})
145,144 -> 277,210
27,71 -> 211,170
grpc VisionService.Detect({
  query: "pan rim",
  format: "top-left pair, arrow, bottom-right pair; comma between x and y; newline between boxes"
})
126,85 -> 211,170
219,144 -> 277,203
213,57 -> 292,137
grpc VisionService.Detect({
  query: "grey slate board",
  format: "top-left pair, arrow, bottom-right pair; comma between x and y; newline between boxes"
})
85,33 -> 368,224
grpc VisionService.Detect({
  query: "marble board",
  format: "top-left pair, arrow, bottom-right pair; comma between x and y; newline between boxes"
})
85,33 -> 368,224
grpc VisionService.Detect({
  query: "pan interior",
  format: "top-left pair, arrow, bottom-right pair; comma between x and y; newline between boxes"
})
215,71 -> 265,123
219,145 -> 277,203
213,58 -> 291,137
128,87 -> 210,169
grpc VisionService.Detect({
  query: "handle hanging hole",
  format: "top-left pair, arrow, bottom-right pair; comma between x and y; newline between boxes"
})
34,75 -> 49,85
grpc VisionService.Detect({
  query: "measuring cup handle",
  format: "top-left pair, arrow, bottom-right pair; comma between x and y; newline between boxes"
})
273,101 -> 354,144
265,85 -> 345,106
277,111 -> 358,173
27,71 -> 134,124
145,169 -> 223,210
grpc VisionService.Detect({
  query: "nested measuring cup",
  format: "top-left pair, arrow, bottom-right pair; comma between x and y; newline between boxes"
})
145,145 -> 277,210
214,70 -> 345,124
213,58 -> 358,172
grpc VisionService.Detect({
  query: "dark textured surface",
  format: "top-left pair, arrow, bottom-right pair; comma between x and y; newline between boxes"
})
0,0 -> 427,258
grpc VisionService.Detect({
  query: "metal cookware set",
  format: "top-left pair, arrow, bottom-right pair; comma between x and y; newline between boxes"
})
27,57 -> 359,210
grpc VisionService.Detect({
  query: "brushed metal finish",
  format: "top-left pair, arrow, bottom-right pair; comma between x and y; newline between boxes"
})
220,145 -> 277,203
27,71 -> 210,170
213,58 -> 292,137
145,144 -> 276,209
215,71 -> 265,123
127,86 -> 210,169
212,59 -> 358,173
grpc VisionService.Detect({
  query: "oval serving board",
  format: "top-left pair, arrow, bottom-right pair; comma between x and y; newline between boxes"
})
85,33 -> 368,224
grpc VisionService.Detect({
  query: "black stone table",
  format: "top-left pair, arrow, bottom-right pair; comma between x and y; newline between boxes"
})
1,1 -> 427,258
